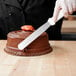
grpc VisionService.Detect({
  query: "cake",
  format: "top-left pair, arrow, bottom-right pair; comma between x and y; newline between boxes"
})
4,25 -> 52,56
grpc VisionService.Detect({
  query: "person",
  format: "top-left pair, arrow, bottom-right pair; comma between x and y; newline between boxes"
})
0,0 -> 76,39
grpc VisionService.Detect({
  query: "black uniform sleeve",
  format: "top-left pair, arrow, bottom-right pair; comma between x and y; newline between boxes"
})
18,0 -> 28,8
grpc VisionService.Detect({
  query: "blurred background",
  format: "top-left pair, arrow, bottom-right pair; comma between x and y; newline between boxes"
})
61,12 -> 76,40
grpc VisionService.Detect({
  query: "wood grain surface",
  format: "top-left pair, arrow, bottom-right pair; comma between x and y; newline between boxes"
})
0,40 -> 76,76
61,21 -> 76,33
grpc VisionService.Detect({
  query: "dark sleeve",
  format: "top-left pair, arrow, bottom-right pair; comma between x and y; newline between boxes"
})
18,0 -> 28,8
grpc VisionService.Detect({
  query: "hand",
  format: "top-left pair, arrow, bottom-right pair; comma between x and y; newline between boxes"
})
52,0 -> 76,23
48,0 -> 76,25
55,0 -> 76,18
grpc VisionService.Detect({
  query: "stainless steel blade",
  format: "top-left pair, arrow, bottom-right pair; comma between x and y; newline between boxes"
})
18,21 -> 53,50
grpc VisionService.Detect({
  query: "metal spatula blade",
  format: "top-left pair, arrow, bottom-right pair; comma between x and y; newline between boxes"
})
18,20 -> 54,50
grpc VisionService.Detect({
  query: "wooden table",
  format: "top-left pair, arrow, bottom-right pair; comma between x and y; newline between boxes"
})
0,40 -> 76,76
61,21 -> 76,33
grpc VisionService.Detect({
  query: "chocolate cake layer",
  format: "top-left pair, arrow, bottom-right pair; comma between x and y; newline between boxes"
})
4,30 -> 52,56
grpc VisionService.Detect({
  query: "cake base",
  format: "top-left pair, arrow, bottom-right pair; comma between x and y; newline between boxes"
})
4,46 -> 52,56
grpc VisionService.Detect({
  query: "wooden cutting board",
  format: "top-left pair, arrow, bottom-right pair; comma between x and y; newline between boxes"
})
0,40 -> 76,76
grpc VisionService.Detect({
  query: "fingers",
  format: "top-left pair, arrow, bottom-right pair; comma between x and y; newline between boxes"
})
52,0 -> 76,21
71,0 -> 76,12
67,0 -> 73,14
56,0 -> 76,18
61,0 -> 69,18
64,0 -> 76,17
52,0 -> 62,22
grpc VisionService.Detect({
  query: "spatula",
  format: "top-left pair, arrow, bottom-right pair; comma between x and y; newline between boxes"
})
18,3 -> 65,50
